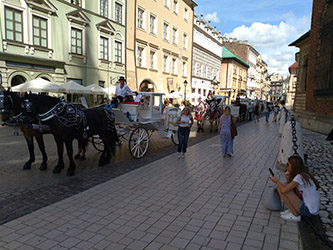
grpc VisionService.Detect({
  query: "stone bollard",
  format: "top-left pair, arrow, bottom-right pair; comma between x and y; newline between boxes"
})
278,108 -> 286,137
278,107 -> 290,137
276,120 -> 304,171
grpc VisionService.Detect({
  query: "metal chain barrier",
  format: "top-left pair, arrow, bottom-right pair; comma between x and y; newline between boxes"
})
291,117 -> 299,156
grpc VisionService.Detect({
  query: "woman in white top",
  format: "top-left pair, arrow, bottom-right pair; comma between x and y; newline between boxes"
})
176,107 -> 193,159
270,156 -> 320,222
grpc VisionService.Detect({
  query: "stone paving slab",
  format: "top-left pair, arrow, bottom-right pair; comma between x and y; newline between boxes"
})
0,118 -> 301,249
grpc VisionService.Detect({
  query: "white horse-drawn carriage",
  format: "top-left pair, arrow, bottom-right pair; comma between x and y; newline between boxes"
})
92,92 -> 180,158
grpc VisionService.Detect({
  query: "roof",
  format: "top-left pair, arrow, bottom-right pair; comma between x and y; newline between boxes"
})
289,62 -> 298,69
222,47 -> 249,68
289,31 -> 310,46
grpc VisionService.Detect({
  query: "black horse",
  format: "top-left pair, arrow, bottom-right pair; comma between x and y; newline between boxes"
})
28,94 -> 117,176
0,90 -> 88,171
1,90 -> 50,170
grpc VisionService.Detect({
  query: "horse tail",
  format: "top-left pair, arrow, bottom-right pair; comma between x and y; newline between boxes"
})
104,109 -> 117,155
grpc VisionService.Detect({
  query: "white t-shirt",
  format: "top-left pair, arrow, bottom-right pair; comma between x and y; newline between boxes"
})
179,115 -> 191,127
293,174 -> 320,215
116,84 -> 133,97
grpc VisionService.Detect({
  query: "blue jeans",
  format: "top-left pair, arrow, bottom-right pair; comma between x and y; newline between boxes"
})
299,201 -> 313,217
177,127 -> 190,153
265,112 -> 270,121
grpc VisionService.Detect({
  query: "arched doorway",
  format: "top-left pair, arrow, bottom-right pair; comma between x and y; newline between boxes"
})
11,75 -> 26,87
139,80 -> 154,92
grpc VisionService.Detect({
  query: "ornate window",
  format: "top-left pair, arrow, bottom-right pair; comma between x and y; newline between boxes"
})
172,27 -> 178,45
99,36 -> 108,60
5,7 -> 23,42
115,41 -> 122,63
149,50 -> 156,70
149,14 -> 156,35
163,54 -> 169,73
171,57 -> 177,75
71,28 -> 82,55
173,0 -> 178,14
184,7 -> 188,21
137,46 -> 145,67
137,7 -> 145,30
163,22 -> 169,41
183,32 -> 188,49
33,16 -> 48,47
100,0 -> 108,17
115,2 -> 122,23
182,61 -> 187,77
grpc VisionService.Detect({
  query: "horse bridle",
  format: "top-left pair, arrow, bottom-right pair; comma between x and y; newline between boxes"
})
0,91 -> 15,115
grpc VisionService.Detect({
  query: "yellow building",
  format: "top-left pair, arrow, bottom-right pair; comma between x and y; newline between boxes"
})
220,46 -> 249,100
126,0 -> 197,94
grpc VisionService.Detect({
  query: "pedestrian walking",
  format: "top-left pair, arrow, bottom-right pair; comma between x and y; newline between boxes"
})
248,102 -> 253,121
264,103 -> 271,122
218,106 -> 236,158
254,102 -> 260,123
272,103 -> 280,122
269,155 -> 320,222
176,107 -> 193,159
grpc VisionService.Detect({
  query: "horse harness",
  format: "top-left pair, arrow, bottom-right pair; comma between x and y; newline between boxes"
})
39,98 -> 115,138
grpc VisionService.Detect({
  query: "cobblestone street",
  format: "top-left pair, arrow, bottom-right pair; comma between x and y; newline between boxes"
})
0,116 -> 332,249
302,129 -> 333,244
0,116 -> 305,250
0,121 -> 217,225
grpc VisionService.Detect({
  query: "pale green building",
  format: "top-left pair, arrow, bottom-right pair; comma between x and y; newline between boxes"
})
0,0 -> 126,97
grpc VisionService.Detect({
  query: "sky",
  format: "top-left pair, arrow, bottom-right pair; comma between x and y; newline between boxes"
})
194,0 -> 313,77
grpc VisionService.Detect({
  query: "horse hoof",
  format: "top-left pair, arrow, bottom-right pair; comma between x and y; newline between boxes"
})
74,154 -> 80,159
80,155 -> 86,160
39,164 -> 47,171
23,163 -> 32,170
66,170 -> 75,176
53,166 -> 63,173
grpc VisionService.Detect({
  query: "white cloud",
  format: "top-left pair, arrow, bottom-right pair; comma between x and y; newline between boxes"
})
225,15 -> 311,76
204,12 -> 220,23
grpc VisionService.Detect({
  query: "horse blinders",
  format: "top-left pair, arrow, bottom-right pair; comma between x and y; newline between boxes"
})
0,91 -> 12,114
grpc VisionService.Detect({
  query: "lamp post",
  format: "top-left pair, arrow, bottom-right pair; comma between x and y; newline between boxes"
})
183,80 -> 188,102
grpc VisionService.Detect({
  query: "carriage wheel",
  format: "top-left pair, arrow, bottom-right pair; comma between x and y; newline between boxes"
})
171,131 -> 179,145
128,127 -> 149,159
92,136 -> 104,152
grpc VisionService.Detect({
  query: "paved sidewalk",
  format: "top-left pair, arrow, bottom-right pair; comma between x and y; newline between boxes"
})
0,118 -> 301,250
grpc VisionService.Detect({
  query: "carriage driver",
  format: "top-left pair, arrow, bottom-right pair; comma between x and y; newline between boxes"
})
111,76 -> 136,106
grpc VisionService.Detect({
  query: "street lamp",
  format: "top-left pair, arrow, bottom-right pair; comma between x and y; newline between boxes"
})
183,80 -> 188,102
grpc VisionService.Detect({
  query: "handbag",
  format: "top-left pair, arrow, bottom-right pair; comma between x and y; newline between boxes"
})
264,185 -> 281,211
230,115 -> 237,139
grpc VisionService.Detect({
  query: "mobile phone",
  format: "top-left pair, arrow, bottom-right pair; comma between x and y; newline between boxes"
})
269,168 -> 275,176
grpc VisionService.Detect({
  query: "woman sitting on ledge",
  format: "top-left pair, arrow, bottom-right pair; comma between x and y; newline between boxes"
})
269,155 -> 320,222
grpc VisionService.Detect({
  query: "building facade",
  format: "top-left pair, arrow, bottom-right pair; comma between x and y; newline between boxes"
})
220,46 -> 249,101
126,0 -> 196,94
287,62 -> 297,107
0,0 -> 126,96
247,47 -> 259,98
268,73 -> 283,102
222,38 -> 263,99
190,14 -> 222,104
289,0 -> 333,134
256,54 -> 269,100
